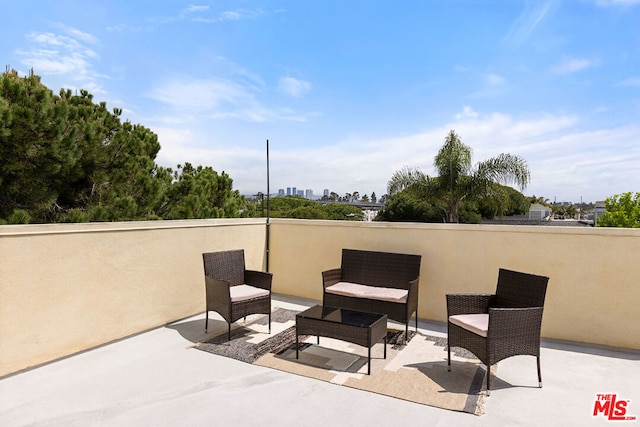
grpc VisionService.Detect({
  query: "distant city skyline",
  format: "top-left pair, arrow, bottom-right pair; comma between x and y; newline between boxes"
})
275,186 -> 380,200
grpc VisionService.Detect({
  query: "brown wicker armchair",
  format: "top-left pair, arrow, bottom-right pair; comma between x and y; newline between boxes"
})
446,268 -> 549,395
203,250 -> 272,340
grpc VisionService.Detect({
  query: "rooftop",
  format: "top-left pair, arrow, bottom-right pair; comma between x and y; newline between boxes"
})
1,294 -> 638,427
1,219 -> 639,426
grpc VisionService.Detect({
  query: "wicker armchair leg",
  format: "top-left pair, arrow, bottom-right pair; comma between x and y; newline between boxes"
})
228,323 -> 231,341
205,312 -> 209,333
486,364 -> 491,396
447,345 -> 451,371
537,356 -> 543,387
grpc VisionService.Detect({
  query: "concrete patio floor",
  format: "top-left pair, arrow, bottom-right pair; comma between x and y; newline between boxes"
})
1,295 -> 638,427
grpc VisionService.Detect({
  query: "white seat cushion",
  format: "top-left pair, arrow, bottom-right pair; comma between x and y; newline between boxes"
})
325,281 -> 408,303
230,284 -> 270,302
448,313 -> 489,337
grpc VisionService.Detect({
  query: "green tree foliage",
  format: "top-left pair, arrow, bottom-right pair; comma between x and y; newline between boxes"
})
0,69 -> 80,221
596,192 -> 640,228
322,202 -> 365,220
382,130 -> 530,223
477,184 -> 530,219
266,196 -> 363,220
376,192 -> 444,222
0,68 -> 248,223
160,163 -> 252,219
529,195 -> 551,207
552,203 -> 576,220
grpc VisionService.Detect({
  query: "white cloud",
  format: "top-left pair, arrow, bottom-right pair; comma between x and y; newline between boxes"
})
277,77 -> 312,97
485,73 -> 506,86
148,78 -> 254,111
503,0 -> 554,47
147,77 -> 312,123
617,76 -> 640,87
184,5 -> 209,14
595,0 -> 640,6
155,6 -> 262,24
58,25 -> 99,45
455,106 -> 479,120
552,57 -> 596,74
470,73 -> 509,98
15,26 -> 105,94
190,8 -> 264,23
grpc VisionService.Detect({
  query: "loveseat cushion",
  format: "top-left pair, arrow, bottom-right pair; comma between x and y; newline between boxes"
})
325,281 -> 408,303
448,313 -> 489,337
230,284 -> 270,302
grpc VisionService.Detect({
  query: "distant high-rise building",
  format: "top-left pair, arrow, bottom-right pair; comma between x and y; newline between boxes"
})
297,189 -> 304,197
278,189 -> 285,196
305,189 -> 313,199
286,187 -> 291,196
323,189 -> 329,197
292,187 -> 297,196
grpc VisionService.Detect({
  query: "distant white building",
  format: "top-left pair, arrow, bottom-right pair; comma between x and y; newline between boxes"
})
594,201 -> 606,225
528,203 -> 552,220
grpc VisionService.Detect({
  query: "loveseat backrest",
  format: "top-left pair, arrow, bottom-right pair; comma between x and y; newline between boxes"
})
341,249 -> 421,289
203,249 -> 246,286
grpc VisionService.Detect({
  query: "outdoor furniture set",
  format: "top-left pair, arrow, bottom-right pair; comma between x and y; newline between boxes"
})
202,248 -> 549,389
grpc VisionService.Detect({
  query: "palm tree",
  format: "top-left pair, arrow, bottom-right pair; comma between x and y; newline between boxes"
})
530,195 -> 551,206
387,130 -> 530,223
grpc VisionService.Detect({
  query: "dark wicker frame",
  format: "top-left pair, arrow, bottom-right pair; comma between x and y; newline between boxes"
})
446,268 -> 549,394
203,250 -> 272,340
322,249 -> 422,337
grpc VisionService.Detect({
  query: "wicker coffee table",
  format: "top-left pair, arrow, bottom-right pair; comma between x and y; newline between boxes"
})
295,305 -> 387,374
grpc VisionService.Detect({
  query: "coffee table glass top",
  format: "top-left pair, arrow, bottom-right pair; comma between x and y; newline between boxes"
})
297,305 -> 385,327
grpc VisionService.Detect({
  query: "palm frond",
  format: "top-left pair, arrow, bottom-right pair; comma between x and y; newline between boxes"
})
387,166 -> 427,195
475,153 -> 530,190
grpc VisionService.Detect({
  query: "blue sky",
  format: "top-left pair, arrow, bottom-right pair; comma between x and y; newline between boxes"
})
2,0 -> 640,203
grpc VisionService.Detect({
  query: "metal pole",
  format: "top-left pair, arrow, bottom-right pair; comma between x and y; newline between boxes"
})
266,139 -> 271,272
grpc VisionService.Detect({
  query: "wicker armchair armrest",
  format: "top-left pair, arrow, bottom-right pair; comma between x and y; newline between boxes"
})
244,270 -> 272,291
407,277 -> 419,301
322,268 -> 343,288
205,276 -> 231,302
488,306 -> 545,339
446,293 -> 495,316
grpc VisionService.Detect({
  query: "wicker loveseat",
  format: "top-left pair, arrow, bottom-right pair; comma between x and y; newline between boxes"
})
322,249 -> 422,337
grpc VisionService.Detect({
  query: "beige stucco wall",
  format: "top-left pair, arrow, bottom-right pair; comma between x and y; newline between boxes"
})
1,218 -> 638,377
0,219 -> 267,377
269,219 -> 640,351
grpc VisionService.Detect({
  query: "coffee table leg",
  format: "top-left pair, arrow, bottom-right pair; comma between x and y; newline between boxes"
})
368,346 -> 371,375
296,328 -> 299,359
384,336 -> 387,359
